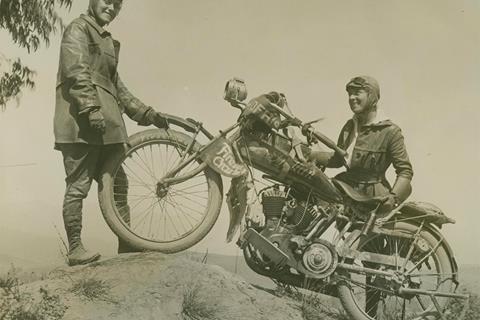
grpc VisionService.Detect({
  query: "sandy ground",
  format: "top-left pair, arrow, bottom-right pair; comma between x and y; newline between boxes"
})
6,252 -> 342,320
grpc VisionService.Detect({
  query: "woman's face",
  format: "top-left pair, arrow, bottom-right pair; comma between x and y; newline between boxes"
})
89,0 -> 123,26
348,88 -> 372,114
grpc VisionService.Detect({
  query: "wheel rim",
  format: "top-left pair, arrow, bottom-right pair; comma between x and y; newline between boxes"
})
339,227 -> 453,320
111,138 -> 212,243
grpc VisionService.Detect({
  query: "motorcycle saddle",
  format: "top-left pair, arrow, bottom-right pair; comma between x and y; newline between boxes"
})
331,179 -> 385,205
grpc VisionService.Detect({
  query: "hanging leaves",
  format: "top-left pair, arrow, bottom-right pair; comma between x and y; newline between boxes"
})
0,56 -> 36,110
0,0 -> 72,52
0,0 -> 72,109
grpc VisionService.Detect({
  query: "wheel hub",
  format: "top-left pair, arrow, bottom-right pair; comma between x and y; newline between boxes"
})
156,182 -> 169,198
302,241 -> 338,278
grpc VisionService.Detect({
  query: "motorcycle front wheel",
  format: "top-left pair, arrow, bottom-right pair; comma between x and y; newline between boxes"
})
337,222 -> 455,320
98,129 -> 223,252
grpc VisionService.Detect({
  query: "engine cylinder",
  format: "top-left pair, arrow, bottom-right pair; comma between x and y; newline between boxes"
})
261,187 -> 287,219
290,203 -> 318,231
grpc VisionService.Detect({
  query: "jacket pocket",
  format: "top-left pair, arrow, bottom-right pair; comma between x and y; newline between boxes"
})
88,43 -> 101,55
351,147 -> 387,172
91,72 -> 117,98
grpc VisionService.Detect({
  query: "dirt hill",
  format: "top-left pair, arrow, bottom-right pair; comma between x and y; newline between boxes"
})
0,252 -> 344,320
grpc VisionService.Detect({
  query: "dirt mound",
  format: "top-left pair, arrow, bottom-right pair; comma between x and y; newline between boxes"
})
1,252 -> 344,320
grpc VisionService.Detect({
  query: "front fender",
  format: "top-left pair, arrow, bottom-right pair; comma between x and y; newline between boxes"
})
225,175 -> 250,242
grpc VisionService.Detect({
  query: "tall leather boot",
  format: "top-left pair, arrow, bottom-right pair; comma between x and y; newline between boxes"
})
64,199 -> 101,266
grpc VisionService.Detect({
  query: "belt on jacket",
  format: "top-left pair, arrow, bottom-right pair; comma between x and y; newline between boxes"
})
336,170 -> 386,185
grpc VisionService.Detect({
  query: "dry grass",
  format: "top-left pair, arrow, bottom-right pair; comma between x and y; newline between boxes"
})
70,275 -> 117,304
445,289 -> 479,320
299,293 -> 348,320
181,283 -> 220,320
0,269 -> 66,320
272,282 -> 348,320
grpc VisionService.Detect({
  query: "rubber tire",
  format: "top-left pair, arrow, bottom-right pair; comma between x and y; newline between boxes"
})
98,128 -> 223,253
337,222 -> 454,320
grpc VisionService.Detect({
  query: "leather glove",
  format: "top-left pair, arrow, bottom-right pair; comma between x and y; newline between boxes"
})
88,109 -> 106,133
379,193 -> 398,214
144,109 -> 169,129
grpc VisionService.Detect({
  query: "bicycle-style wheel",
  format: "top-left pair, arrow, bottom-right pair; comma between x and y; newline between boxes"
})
98,129 -> 223,252
337,222 -> 455,320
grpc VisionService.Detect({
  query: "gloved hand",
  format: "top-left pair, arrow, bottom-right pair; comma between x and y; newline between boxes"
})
379,193 -> 398,213
144,109 -> 169,129
88,109 -> 106,133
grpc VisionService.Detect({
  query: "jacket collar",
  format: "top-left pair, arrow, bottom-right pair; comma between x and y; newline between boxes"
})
80,14 -> 111,36
352,109 -> 391,128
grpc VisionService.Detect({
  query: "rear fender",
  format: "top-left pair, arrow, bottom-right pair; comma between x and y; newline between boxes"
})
398,201 -> 456,227
344,222 -> 459,285
381,222 -> 459,285
423,223 -> 459,285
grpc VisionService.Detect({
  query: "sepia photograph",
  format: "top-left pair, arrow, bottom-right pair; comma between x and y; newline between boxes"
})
0,0 -> 479,319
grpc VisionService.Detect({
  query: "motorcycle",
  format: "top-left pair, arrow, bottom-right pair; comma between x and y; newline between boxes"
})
98,78 -> 468,320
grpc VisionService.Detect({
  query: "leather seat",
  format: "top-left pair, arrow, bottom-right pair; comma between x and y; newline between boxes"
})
331,179 -> 386,206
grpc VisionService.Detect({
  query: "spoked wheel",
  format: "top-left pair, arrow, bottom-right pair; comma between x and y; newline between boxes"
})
98,129 -> 223,252
337,222 -> 455,320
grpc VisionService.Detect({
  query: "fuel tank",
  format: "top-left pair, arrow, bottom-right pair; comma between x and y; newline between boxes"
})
237,133 -> 342,203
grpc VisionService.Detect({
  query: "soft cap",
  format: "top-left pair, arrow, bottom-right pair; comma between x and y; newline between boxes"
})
346,76 -> 380,102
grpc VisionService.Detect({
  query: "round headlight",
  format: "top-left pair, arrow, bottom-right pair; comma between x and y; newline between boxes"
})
224,78 -> 247,102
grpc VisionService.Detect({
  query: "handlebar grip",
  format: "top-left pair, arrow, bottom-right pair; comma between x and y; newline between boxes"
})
162,114 -> 214,139
312,130 -> 347,158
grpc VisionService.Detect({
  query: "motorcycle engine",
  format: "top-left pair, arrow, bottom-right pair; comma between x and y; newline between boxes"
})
248,185 -> 338,279
261,185 -> 320,234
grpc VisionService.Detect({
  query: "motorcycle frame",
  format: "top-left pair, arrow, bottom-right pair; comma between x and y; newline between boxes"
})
157,122 -> 240,186
157,107 -> 468,303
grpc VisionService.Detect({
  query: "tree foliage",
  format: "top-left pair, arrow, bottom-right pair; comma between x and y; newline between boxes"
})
0,56 -> 35,109
0,0 -> 72,109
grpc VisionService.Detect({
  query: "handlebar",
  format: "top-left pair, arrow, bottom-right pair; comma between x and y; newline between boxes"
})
163,113 -> 214,140
310,128 -> 348,159
267,102 -> 349,167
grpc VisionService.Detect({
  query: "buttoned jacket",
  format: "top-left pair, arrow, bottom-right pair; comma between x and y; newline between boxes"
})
330,118 -> 413,188
54,14 -> 149,146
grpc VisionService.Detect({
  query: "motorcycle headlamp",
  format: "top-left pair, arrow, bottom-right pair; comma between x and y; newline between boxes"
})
224,78 -> 247,103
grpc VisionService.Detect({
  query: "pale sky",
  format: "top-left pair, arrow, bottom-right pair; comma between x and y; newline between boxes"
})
0,0 -> 479,265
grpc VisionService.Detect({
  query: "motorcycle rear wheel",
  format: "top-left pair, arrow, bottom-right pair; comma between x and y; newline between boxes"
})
98,129 -> 223,252
337,222 -> 455,320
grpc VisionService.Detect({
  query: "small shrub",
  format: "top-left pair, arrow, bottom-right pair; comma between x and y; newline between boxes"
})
70,276 -> 116,304
445,289 -> 480,320
271,282 -> 345,320
273,282 -> 303,301
181,283 -> 219,320
299,293 -> 345,320
0,270 -> 66,320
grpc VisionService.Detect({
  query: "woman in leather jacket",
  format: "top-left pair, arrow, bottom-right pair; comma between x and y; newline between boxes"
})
54,0 -> 169,266
327,76 -> 413,212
